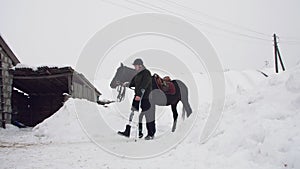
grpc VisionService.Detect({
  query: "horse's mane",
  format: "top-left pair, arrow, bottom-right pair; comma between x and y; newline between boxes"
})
123,65 -> 135,71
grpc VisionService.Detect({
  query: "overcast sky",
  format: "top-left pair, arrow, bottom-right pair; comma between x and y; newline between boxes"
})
1,0 -> 300,71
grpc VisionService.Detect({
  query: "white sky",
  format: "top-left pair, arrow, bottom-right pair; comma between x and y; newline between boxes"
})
1,0 -> 300,71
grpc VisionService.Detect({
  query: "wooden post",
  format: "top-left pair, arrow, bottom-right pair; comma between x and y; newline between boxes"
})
68,75 -> 72,96
273,33 -> 285,73
276,45 -> 286,71
273,34 -> 279,73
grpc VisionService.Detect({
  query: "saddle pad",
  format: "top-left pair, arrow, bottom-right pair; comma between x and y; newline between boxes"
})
153,74 -> 176,95
165,82 -> 176,95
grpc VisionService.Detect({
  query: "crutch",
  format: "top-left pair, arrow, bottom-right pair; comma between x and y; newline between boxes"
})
130,89 -> 145,142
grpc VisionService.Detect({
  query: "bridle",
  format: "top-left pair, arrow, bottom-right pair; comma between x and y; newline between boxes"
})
113,66 -> 135,102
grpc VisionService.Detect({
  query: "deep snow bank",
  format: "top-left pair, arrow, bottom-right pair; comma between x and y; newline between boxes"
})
33,99 -> 92,143
28,65 -> 300,169
204,65 -> 300,169
224,68 -> 272,94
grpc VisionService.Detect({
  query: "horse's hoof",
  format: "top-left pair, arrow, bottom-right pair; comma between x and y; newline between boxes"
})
171,125 -> 176,132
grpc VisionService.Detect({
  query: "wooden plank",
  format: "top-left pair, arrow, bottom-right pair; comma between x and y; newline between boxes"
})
13,73 -> 73,80
68,74 -> 72,95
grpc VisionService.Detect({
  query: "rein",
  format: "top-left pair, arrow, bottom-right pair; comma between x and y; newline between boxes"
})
116,83 -> 126,102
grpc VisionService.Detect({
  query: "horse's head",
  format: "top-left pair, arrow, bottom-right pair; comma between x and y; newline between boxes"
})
110,63 -> 136,89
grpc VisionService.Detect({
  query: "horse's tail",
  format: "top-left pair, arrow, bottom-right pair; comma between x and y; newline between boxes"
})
182,105 -> 186,120
176,80 -> 192,119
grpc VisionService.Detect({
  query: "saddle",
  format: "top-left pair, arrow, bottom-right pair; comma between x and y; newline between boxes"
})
153,73 -> 176,95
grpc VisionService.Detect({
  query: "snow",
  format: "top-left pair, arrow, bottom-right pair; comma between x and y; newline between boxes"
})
12,63 -> 72,71
33,100 -> 89,143
1,66 -> 300,169
223,68 -> 273,95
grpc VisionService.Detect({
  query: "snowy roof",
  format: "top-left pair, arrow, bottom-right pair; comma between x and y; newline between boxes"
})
12,63 -> 72,71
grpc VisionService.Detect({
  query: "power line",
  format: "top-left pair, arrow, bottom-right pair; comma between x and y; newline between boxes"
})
277,35 -> 300,45
100,0 -> 140,13
278,36 -> 300,41
127,0 -> 271,42
279,41 -> 300,45
102,0 -> 270,45
99,0 -> 271,42
125,0 -> 272,42
160,0 -> 271,38
279,39 -> 300,43
200,26 -> 272,45
98,0 -> 299,68
100,0 -> 300,45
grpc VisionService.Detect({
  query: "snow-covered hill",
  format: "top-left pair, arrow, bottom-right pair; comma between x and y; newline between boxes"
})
0,66 -> 299,169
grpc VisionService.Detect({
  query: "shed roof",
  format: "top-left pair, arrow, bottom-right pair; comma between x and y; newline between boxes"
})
11,66 -> 101,96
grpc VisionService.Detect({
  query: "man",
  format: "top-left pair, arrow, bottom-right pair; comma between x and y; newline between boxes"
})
118,58 -> 156,140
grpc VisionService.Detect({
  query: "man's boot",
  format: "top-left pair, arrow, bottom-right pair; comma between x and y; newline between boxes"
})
145,135 -> 154,140
145,121 -> 156,140
117,125 -> 131,137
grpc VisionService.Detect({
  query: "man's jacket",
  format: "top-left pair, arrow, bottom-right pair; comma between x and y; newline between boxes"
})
129,68 -> 152,99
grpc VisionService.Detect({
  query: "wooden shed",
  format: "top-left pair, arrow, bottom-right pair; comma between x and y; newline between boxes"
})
0,35 -> 102,128
11,66 -> 101,127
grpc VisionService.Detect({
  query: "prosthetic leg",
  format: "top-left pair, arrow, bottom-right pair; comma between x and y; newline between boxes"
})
117,89 -> 145,141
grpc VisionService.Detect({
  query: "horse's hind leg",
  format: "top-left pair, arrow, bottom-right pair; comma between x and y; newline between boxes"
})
171,103 -> 179,132
138,111 -> 145,138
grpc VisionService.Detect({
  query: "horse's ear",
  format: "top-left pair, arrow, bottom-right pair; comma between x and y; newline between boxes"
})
120,63 -> 124,67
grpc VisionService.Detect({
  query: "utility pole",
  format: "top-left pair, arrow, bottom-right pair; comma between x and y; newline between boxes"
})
273,33 -> 285,73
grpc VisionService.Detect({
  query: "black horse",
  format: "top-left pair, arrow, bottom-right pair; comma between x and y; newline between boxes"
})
110,63 -> 192,132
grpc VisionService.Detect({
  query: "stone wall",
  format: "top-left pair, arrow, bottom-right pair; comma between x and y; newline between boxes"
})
0,46 -> 14,126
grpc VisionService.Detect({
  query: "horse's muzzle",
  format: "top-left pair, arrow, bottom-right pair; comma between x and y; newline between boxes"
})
110,81 -> 117,89
110,80 -> 121,89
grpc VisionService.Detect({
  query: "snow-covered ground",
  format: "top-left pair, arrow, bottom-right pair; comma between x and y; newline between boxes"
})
1,65 -> 300,169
